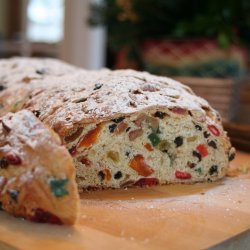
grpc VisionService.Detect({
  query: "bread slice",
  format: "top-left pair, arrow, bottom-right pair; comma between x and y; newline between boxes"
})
0,110 -> 79,224
0,69 -> 234,190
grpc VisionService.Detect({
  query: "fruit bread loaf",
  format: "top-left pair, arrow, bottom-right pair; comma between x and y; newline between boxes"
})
0,110 -> 79,224
1,67 -> 235,190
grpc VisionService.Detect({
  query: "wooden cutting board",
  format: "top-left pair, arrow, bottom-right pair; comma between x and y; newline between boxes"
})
0,151 -> 250,250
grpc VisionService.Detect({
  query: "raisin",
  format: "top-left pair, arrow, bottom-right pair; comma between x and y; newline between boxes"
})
187,162 -> 196,168
112,117 -> 125,123
98,171 -> 105,181
68,146 -> 77,156
154,111 -> 166,119
229,151 -> 235,161
208,140 -> 217,149
30,208 -> 63,224
203,131 -> 210,138
174,136 -> 183,147
192,150 -> 202,162
32,110 -> 41,117
109,123 -> 117,133
126,127 -> 131,132
1,121 -> 11,133
0,158 -> 9,169
49,178 -> 69,198
125,151 -> 130,157
80,157 -> 92,166
114,171 -> 122,179
8,189 -> 19,202
93,83 -> 103,90
0,85 -> 6,92
36,68 -> 48,75
209,165 -> 218,175
195,125 -> 202,131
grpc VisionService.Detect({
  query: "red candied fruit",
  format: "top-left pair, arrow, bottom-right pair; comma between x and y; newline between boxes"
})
29,208 -> 63,225
5,154 -> 22,165
135,178 -> 159,187
208,125 -> 220,136
196,144 -> 208,157
169,108 -> 187,115
175,170 -> 192,180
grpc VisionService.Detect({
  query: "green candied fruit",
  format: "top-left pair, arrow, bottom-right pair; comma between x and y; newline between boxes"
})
195,167 -> 203,175
148,132 -> 160,147
49,178 -> 69,198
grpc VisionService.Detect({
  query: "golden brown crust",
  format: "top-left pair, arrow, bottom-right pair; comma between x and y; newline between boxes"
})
0,110 -> 79,224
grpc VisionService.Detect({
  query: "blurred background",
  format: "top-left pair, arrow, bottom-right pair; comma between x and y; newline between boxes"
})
0,0 -> 249,151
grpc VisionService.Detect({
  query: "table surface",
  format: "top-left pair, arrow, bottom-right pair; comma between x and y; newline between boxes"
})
0,151 -> 250,250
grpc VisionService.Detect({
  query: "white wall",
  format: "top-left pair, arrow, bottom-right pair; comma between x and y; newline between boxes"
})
61,0 -> 106,69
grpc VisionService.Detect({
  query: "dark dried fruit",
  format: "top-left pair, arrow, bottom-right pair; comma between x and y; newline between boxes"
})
49,178 -> 69,198
68,146 -> 77,156
203,131 -> 210,138
8,189 -> 19,202
229,151 -> 236,161
195,125 -> 202,131
174,136 -> 183,147
98,171 -> 105,181
93,83 -> 103,90
32,110 -> 41,117
36,68 -> 49,75
108,123 -> 117,133
125,151 -> 130,157
187,162 -> 196,168
80,157 -> 92,166
125,127 -> 131,132
114,171 -> 122,179
30,208 -> 63,224
209,165 -> 218,175
0,158 -> 9,169
208,140 -> 217,149
192,150 -> 202,162
112,117 -> 125,123
0,85 -> 6,92
154,111 -> 166,119
1,120 -> 11,133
